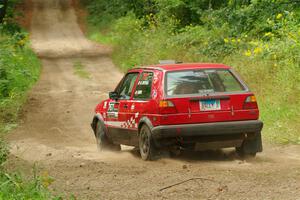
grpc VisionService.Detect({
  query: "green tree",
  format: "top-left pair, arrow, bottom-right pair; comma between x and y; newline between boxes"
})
0,0 -> 8,23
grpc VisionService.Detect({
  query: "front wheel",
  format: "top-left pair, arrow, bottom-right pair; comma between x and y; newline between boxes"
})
139,125 -> 157,161
95,120 -> 121,151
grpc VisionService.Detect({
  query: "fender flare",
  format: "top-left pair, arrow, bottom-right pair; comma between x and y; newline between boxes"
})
138,116 -> 154,135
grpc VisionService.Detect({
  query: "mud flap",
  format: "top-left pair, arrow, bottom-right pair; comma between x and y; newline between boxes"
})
242,132 -> 263,154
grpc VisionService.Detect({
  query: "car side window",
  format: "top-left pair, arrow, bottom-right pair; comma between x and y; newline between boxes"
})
134,72 -> 154,100
116,73 -> 139,100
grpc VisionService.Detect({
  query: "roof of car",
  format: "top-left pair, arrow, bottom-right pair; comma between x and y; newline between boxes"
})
132,63 -> 231,71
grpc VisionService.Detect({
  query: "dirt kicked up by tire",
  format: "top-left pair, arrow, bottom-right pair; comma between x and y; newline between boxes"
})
6,0 -> 300,199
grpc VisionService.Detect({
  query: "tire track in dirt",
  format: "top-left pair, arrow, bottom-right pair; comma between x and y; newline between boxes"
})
7,0 -> 300,199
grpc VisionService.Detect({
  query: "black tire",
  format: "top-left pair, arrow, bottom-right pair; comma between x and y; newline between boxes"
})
139,125 -> 157,161
236,146 -> 257,158
95,120 -> 121,151
169,146 -> 181,157
236,132 -> 263,158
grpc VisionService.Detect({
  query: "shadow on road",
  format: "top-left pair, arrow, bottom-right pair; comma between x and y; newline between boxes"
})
125,147 -> 255,162
176,149 -> 239,162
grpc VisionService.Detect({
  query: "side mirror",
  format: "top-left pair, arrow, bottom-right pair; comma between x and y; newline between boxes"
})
109,91 -> 118,100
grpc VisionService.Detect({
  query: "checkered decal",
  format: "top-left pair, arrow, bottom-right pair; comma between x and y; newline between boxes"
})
120,112 -> 139,129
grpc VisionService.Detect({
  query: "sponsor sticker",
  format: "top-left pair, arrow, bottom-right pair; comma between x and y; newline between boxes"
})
135,90 -> 143,95
138,80 -> 149,85
131,104 -> 135,110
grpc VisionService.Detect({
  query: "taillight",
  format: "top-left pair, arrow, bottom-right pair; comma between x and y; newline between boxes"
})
243,95 -> 258,109
159,100 -> 177,114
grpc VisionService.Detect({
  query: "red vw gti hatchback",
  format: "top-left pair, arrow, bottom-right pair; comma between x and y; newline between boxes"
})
91,62 -> 263,160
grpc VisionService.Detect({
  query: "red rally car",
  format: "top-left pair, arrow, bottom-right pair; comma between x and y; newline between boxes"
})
91,62 -> 263,160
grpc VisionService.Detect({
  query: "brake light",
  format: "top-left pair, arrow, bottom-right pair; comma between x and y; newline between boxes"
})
159,100 -> 177,114
243,95 -> 258,109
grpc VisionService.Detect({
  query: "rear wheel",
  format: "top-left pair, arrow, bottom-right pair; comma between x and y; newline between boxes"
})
236,147 -> 257,158
236,132 -> 262,158
139,125 -> 157,161
95,120 -> 121,151
169,146 -> 181,157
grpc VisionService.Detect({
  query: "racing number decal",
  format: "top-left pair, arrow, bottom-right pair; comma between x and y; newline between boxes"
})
107,102 -> 119,119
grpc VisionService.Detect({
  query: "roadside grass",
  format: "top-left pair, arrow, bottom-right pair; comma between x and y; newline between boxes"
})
0,138 -> 8,167
0,32 -> 41,133
0,1 -> 63,198
73,60 -> 90,79
0,31 -> 59,198
0,170 -> 57,200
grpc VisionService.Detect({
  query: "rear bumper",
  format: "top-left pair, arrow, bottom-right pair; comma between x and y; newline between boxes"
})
151,120 -> 263,139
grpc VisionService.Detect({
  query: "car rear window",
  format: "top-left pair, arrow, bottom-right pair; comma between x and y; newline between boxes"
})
166,69 -> 245,96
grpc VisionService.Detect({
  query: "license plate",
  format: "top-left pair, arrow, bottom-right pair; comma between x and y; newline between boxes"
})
200,99 -> 221,111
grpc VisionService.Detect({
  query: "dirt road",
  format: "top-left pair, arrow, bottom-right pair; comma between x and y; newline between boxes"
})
7,0 -> 300,199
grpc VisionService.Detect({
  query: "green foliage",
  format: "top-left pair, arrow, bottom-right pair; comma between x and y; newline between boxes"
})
86,0 -> 300,143
0,169 -> 60,200
82,0 -> 155,28
0,31 -> 41,132
0,0 -> 21,32
0,0 -> 40,131
0,137 -> 8,167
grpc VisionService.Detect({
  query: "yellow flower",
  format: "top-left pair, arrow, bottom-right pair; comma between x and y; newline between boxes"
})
224,38 -> 229,43
265,44 -> 269,48
41,171 -> 53,188
237,39 -> 241,43
18,40 -> 26,46
41,171 -> 54,188
244,50 -> 252,57
264,32 -> 273,37
276,13 -> 283,20
253,47 -> 263,54
249,41 -> 258,46
231,38 -> 236,43
288,32 -> 296,40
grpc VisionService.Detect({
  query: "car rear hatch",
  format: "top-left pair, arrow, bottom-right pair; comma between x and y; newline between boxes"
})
159,68 -> 259,125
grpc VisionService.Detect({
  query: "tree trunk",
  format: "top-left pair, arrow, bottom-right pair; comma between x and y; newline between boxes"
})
0,0 -> 8,23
